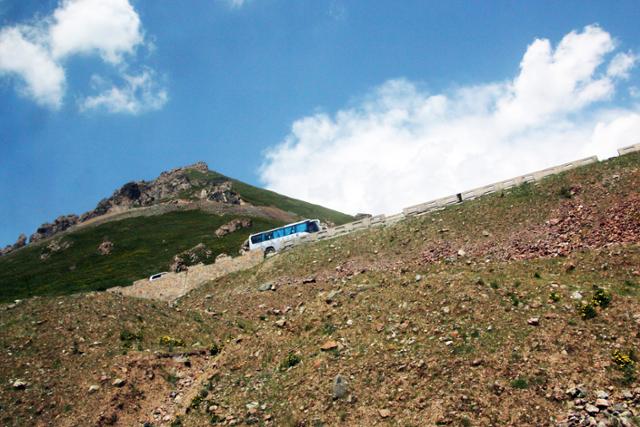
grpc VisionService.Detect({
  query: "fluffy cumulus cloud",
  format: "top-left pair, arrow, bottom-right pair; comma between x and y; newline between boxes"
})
260,25 -> 640,216
0,0 -> 165,112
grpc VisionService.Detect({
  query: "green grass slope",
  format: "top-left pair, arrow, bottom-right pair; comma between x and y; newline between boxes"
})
0,210 -> 281,302
184,168 -> 354,225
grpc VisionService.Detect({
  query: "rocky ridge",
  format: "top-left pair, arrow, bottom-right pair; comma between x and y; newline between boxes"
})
1,162 -> 244,256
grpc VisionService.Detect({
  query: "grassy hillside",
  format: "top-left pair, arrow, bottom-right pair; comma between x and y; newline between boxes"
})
0,210 -> 281,302
1,153 -> 639,426
0,166 -> 353,303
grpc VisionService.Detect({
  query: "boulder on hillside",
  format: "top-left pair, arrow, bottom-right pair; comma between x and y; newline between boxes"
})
169,243 -> 213,272
215,218 -> 252,238
98,240 -> 114,255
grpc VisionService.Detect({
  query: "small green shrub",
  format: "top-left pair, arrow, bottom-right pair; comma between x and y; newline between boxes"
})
279,352 -> 301,371
490,281 -> 500,289
612,349 -> 636,385
209,342 -> 221,356
533,272 -> 541,279
507,292 -> 520,307
549,292 -> 561,303
559,187 -> 573,199
322,322 -> 336,335
576,301 -> 597,319
510,377 -> 528,389
120,329 -> 143,349
592,286 -> 612,308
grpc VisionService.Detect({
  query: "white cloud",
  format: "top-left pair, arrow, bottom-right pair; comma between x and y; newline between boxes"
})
80,70 -> 167,114
0,26 -> 65,108
50,0 -> 143,63
260,25 -> 640,215
0,0 -> 163,112
607,52 -> 637,79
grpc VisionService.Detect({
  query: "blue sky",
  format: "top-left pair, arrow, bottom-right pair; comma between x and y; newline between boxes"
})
1,1 -> 639,246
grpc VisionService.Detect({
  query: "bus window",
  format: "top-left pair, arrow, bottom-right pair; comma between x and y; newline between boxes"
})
307,221 -> 319,232
295,223 -> 307,233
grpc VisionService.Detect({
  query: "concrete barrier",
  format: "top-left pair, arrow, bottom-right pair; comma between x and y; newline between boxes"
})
281,148 -> 616,254
618,143 -> 640,156
383,212 -> 406,225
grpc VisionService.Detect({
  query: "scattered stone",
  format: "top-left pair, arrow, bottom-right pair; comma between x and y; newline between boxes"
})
88,385 -> 100,393
258,282 -> 273,292
595,399 -> 610,408
12,379 -> 27,390
527,317 -> 540,326
325,289 -> 341,303
173,356 -> 191,367
570,291 -> 583,300
471,359 -> 483,367
302,276 -> 317,284
112,378 -> 126,387
320,340 -> 338,351
457,249 -> 466,257
275,318 -> 286,328
596,390 -> 609,399
585,403 -> 599,414
378,409 -> 391,418
566,386 -> 587,398
482,230 -> 490,237
564,261 -> 576,272
415,274 -> 422,282
332,375 -> 348,400
442,306 -> 450,315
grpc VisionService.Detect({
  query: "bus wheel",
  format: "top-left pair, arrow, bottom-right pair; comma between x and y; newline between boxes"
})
264,247 -> 276,258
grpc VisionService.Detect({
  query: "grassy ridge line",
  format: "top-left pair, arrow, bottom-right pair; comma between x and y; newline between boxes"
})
184,169 -> 353,225
0,210 -> 282,303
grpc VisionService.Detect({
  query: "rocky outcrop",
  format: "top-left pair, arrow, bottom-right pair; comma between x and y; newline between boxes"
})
8,161 -> 247,252
29,215 -> 79,243
169,243 -> 213,273
79,162 -> 243,223
0,233 -> 27,256
215,218 -> 252,238
40,238 -> 72,260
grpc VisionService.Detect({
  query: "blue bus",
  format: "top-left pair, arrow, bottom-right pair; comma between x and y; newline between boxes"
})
248,219 -> 321,254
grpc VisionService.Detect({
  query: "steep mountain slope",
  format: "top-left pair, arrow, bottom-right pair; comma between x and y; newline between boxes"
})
1,153 -> 639,427
0,162 -> 353,302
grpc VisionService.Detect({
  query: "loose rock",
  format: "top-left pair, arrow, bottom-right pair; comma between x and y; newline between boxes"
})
332,375 -> 348,400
